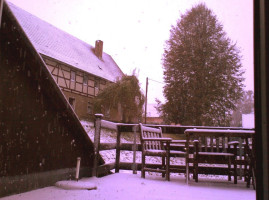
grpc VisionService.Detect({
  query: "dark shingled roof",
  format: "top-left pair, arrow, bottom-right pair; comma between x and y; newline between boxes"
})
8,2 -> 124,82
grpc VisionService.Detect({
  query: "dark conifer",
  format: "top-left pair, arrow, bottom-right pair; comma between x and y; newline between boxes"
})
159,4 -> 244,126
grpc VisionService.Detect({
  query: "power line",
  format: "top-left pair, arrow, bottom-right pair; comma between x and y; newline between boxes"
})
148,78 -> 165,85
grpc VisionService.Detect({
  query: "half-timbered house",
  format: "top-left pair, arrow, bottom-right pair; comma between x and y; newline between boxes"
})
8,2 -> 124,121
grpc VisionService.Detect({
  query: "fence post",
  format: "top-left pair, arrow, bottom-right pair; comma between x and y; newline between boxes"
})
239,138 -> 243,180
115,125 -> 121,173
132,125 -> 139,174
186,132 -> 190,184
93,114 -> 103,177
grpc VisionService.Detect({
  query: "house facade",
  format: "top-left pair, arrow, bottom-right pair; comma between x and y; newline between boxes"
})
8,2 -> 124,121
41,50 -> 111,121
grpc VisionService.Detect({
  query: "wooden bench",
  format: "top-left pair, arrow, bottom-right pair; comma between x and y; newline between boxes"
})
185,129 -> 255,184
139,123 -> 172,181
193,140 -> 238,184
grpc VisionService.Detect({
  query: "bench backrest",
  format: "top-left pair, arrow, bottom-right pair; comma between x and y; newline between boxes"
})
195,135 -> 231,153
139,123 -> 163,151
185,129 -> 254,153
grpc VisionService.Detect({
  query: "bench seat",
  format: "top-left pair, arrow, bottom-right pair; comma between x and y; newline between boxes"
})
144,150 -> 167,156
198,152 -> 234,156
170,150 -> 186,156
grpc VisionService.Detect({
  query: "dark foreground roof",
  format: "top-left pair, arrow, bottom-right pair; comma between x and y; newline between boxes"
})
1,1 -> 109,196
8,2 -> 124,82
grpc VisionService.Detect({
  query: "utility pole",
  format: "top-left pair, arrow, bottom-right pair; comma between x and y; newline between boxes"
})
144,77 -> 148,124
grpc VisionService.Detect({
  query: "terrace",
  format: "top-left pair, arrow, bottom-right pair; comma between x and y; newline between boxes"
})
0,114 -> 256,200
1,0 -> 267,199
0,115 -> 256,200
1,172 -> 255,200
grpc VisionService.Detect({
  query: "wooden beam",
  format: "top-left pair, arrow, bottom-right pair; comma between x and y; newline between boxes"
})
132,125 -> 139,174
93,114 -> 103,177
0,0 -> 3,28
115,126 -> 121,173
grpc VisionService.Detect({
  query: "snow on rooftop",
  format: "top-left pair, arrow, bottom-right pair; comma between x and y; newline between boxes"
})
8,2 -> 124,82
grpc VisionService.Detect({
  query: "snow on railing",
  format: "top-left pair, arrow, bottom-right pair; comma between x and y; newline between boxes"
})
100,119 -> 118,131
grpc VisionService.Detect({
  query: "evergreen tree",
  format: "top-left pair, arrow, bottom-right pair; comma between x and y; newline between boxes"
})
159,3 -> 244,126
93,75 -> 144,123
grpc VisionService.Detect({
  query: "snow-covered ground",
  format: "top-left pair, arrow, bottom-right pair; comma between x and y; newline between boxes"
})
1,173 -> 255,200
0,121 -> 255,200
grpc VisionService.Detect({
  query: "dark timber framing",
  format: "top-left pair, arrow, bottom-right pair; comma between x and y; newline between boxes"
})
42,54 -> 108,98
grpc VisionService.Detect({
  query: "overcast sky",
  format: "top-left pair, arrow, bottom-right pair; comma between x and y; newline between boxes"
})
7,0 -> 253,106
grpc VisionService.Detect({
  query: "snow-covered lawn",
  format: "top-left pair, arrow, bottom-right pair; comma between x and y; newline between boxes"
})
1,173 -> 255,200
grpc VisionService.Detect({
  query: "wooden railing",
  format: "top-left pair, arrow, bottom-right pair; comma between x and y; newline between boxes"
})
92,114 -> 255,180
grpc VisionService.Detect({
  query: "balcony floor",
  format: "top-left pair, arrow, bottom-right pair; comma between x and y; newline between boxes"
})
1,172 -> 255,200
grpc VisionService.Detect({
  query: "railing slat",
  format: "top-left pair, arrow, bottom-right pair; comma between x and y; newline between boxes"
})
210,136 -> 213,152
216,137 -> 220,152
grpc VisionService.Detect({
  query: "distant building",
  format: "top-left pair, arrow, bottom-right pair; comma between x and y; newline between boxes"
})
146,116 -> 164,124
8,2 -> 124,121
242,113 -> 255,128
145,104 -> 164,124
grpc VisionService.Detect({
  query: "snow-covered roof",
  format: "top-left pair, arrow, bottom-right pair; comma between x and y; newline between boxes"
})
242,113 -> 255,128
146,104 -> 160,117
8,2 -> 124,82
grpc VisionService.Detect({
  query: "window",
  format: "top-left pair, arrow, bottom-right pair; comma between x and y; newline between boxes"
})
94,80 -> 99,96
83,75 -> 88,85
94,80 -> 99,88
87,102 -> 93,114
105,108 -> 110,118
71,71 -> 75,81
68,97 -> 75,109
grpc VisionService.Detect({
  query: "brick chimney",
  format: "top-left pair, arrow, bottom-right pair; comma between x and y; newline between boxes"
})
95,40 -> 103,59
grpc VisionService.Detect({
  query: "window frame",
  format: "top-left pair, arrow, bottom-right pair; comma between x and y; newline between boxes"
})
87,101 -> 93,114
254,0 -> 269,199
83,75 -> 88,85
68,97 -> 76,109
71,71 -> 76,82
